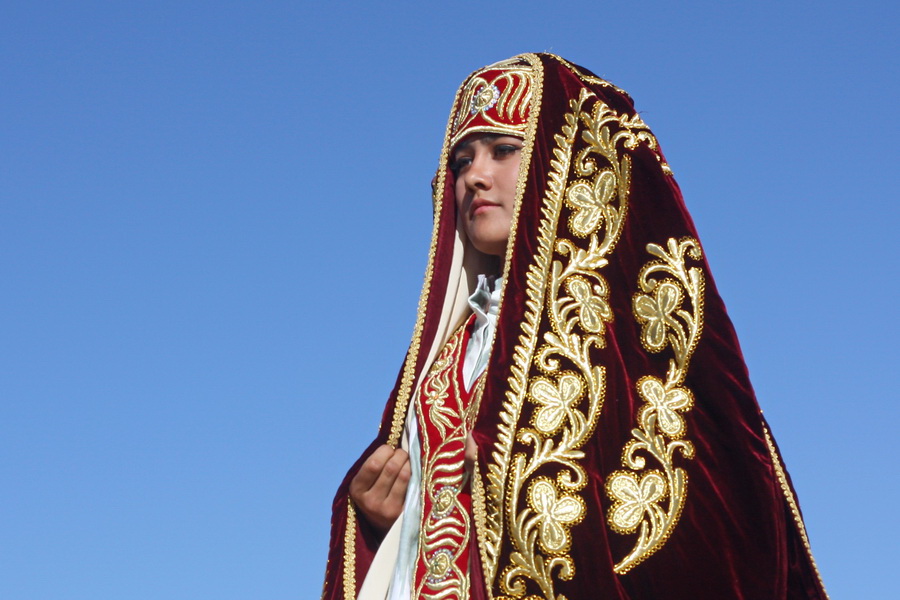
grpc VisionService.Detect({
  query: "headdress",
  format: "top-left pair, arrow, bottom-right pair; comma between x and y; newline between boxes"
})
449,58 -> 534,148
323,54 -> 828,600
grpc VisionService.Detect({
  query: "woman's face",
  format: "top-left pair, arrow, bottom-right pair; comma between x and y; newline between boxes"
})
452,133 -> 523,257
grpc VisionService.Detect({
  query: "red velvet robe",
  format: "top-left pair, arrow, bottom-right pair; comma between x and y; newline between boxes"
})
322,53 -> 828,600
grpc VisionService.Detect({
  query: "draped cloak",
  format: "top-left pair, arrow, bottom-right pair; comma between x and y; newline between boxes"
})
322,53 -> 829,600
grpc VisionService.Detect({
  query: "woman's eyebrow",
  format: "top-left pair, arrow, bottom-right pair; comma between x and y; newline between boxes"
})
452,134 -> 503,156
452,141 -> 471,156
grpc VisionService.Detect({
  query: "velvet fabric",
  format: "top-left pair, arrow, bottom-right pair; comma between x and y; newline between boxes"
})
322,54 -> 828,600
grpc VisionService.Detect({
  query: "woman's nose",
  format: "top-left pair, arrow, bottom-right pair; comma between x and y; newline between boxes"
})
465,155 -> 492,189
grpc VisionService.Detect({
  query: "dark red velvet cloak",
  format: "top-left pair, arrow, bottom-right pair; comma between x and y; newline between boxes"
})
322,53 -> 828,600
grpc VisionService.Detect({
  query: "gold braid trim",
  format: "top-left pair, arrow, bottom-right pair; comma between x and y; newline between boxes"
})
470,455 -> 495,600
342,502 -> 357,600
763,426 -> 830,598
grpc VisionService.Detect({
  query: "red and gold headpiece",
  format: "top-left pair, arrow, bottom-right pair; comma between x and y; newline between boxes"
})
449,58 -> 534,148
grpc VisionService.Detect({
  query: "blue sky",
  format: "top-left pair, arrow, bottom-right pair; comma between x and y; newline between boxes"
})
1,1 -> 897,598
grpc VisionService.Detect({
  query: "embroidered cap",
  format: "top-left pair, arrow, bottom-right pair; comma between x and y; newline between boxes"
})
449,58 -> 534,148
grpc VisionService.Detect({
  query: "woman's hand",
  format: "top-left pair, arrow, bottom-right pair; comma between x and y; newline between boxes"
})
349,444 -> 411,534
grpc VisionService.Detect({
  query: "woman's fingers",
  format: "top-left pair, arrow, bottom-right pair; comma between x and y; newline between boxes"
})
349,445 -> 411,533
349,445 -> 393,495
387,455 -> 412,504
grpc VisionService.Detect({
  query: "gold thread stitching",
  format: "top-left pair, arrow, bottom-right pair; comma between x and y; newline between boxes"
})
451,65 -> 533,147
484,80 -> 578,598
470,456 -> 495,600
551,55 -> 673,177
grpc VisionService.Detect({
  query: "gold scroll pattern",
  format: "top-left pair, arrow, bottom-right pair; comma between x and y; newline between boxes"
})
485,87 -> 665,600
416,328 -> 471,600
605,237 -> 705,573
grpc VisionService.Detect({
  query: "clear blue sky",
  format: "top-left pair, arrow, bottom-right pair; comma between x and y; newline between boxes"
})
2,1 -> 897,598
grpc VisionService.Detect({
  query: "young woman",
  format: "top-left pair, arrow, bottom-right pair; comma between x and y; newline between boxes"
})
323,54 -> 828,600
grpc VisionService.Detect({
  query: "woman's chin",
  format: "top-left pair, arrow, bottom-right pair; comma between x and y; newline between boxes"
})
467,227 -> 510,257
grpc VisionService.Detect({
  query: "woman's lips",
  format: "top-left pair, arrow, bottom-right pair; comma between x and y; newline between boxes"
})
471,199 -> 499,215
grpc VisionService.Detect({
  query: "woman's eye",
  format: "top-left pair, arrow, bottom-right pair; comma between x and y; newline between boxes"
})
495,144 -> 521,157
451,156 -> 472,172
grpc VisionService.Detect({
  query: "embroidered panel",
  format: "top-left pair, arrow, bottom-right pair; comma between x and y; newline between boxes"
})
484,87 -> 668,599
414,322 -> 477,600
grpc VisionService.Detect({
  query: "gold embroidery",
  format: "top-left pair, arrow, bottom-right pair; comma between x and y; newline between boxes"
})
342,502 -> 356,600
549,55 -> 673,176
565,170 -> 617,237
484,87 -> 585,596
422,334 -> 462,437
564,276 -> 612,334
486,86 -> 664,599
529,373 -> 583,435
416,325 -> 472,600
607,470 -> 667,533
763,427 -> 831,598
528,478 -> 585,554
426,548 -> 454,581
469,457 -> 493,600
607,237 -> 705,573
451,58 -> 534,146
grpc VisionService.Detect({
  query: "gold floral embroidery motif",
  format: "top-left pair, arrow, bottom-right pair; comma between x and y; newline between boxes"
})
528,478 -> 585,554
530,373 -> 583,434
606,237 -> 705,573
486,87 -> 666,600
421,335 -> 460,438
